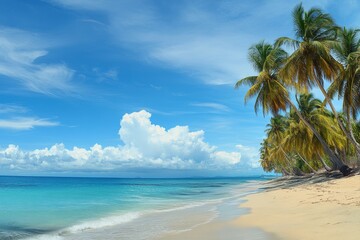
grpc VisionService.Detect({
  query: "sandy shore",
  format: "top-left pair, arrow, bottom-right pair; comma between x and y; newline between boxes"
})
156,181 -> 276,240
236,174 -> 360,240
157,220 -> 275,240
151,174 -> 360,240
6,175 -> 359,239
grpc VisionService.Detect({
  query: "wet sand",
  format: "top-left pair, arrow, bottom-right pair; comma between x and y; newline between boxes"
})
156,181 -> 276,240
54,180 -> 275,240
157,219 -> 276,240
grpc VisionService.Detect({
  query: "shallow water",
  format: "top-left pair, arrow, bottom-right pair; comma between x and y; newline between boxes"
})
0,176 -> 270,239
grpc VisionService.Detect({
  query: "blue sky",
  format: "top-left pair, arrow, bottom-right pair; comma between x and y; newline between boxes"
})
0,0 -> 358,177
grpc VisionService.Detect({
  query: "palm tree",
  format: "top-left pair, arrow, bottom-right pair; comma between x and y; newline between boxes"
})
266,115 -> 288,141
283,94 -> 346,171
260,138 -> 291,174
260,139 -> 273,172
265,116 -> 290,172
266,115 -> 309,175
275,4 -> 359,164
236,41 -> 351,175
266,116 -> 292,165
354,121 -> 360,143
328,27 -> 360,157
235,41 -> 289,116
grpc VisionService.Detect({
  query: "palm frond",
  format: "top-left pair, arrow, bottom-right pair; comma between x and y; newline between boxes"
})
234,76 -> 257,89
275,37 -> 300,49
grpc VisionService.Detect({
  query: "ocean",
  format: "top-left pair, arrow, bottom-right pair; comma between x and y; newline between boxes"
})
0,176 -> 270,240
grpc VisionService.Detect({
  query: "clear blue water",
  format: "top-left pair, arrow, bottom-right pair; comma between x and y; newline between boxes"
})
0,176 -> 269,240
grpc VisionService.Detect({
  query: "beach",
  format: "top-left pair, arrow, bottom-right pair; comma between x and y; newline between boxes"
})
58,179 -> 273,240
2,174 -> 360,240
236,173 -> 360,240
159,173 -> 360,240
0,176 -> 270,240
3,1 -> 360,240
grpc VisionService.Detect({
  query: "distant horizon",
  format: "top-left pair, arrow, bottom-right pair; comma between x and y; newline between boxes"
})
0,174 -> 277,179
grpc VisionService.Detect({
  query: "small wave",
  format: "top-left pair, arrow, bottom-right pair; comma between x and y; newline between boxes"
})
0,224 -> 55,240
25,235 -> 64,240
63,212 -> 141,234
155,199 -> 222,214
24,212 -> 141,240
25,202 -> 210,240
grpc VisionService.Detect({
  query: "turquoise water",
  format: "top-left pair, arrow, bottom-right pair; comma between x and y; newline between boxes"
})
0,176 -> 269,239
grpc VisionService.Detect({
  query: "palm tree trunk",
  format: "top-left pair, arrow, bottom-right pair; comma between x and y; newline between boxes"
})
285,96 -> 350,175
314,79 -> 360,159
280,151 -> 296,175
317,152 -> 333,171
281,168 -> 291,176
346,109 -> 360,160
341,149 -> 347,164
280,147 -> 302,175
296,153 -> 317,173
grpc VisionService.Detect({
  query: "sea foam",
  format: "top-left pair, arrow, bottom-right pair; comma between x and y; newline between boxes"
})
24,212 -> 141,240
63,212 -> 142,234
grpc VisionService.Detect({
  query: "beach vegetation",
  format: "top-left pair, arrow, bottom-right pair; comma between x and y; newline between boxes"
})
236,3 -> 360,175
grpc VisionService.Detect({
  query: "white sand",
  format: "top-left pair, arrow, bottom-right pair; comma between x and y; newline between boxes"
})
236,174 -> 360,240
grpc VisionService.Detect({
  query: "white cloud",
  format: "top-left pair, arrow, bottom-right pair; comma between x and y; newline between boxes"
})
0,27 -> 75,95
0,110 -> 259,172
0,104 -> 27,114
236,144 -> 260,168
191,102 -> 231,112
0,117 -> 59,130
92,68 -> 118,82
46,0 -> 356,97
49,0 -> 341,86
45,0 -> 289,85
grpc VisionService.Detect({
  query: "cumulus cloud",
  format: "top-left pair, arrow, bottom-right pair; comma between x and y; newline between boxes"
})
0,110 -> 259,173
0,27 -> 75,95
236,144 -> 260,168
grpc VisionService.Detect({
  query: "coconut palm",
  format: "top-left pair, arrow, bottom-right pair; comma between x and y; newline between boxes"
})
266,116 -> 293,167
259,139 -> 273,172
236,41 -> 350,175
354,121 -> 360,143
260,138 -> 291,174
266,115 -> 289,141
235,41 -> 289,115
265,115 -> 309,174
283,94 -> 346,170
276,3 -> 340,91
328,27 -> 360,155
275,4 -> 359,164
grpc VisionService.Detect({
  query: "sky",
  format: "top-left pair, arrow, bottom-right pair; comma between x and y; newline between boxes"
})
0,0 -> 359,177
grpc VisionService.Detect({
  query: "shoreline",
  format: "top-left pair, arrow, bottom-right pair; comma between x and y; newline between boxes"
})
155,180 -> 276,240
154,172 -> 360,240
235,173 -> 360,240
18,178 -> 270,240
12,174 -> 360,240
65,180 -> 273,240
